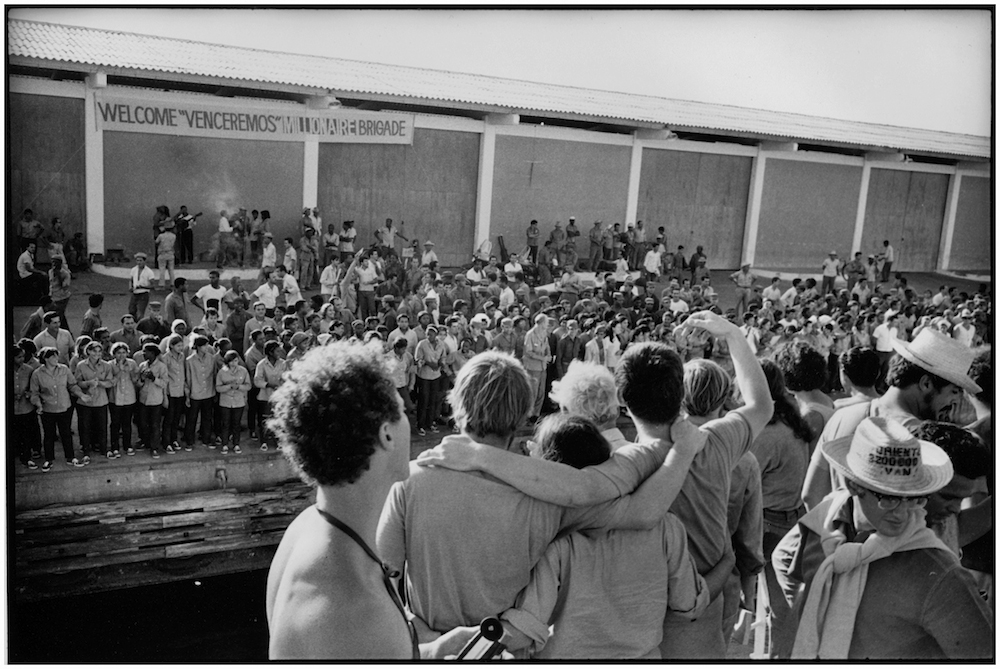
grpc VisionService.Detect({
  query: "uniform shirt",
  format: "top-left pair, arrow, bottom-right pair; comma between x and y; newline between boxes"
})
216,365 -> 251,408
414,339 -> 446,381
30,363 -> 78,413
162,349 -> 187,397
13,363 -> 37,415
74,358 -> 113,407
138,359 -> 168,406
185,352 -> 217,400
253,357 -> 287,402
109,358 -> 139,406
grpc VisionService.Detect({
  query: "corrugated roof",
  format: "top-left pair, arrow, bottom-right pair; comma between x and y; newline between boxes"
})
8,18 -> 990,159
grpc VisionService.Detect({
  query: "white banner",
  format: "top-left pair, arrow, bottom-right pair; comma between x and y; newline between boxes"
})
95,95 -> 414,144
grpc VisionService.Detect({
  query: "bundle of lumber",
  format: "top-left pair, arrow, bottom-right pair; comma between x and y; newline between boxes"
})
13,481 -> 314,601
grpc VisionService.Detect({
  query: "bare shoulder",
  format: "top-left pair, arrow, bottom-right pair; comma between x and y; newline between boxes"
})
266,511 -> 412,660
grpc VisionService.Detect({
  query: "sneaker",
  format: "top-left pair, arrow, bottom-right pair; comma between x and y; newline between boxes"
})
418,428 -> 426,437
126,447 -> 135,456
82,455 -> 91,465
113,450 -> 121,458
106,451 -> 115,459
165,445 -> 176,454
276,445 -> 283,452
430,424 -> 440,433
31,450 -> 41,460
69,458 -> 85,468
214,437 -> 224,447
183,443 -> 193,452
26,460 -> 38,470
260,444 -> 269,451
207,441 -> 216,450
41,461 -> 52,472
151,450 -> 160,459
221,445 -> 229,455
233,444 -> 242,454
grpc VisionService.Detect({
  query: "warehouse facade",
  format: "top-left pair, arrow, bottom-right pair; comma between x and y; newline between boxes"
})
8,19 -> 992,271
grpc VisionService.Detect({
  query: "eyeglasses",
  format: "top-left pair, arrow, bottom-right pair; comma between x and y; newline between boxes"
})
863,487 -> 928,511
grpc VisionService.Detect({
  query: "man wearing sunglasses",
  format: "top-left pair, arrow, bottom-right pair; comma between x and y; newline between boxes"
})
771,417 -> 991,660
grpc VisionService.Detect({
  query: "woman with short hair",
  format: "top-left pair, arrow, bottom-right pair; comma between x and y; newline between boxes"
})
217,350 -> 252,454
12,345 -> 42,470
109,341 -> 140,457
29,346 -> 84,470
254,340 -> 287,451
74,340 -> 114,459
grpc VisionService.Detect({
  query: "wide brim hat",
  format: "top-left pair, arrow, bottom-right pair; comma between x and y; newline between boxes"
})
823,416 -> 953,497
890,328 -> 982,394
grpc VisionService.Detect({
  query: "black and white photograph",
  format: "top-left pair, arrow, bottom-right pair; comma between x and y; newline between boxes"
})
7,5 -> 992,662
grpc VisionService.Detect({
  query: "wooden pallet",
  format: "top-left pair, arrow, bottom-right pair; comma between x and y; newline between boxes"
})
14,482 -> 315,597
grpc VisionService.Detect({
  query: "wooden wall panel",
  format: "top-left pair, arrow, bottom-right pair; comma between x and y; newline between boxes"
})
636,149 -> 751,269
490,135 -> 630,257
317,128 -> 479,267
8,93 -> 86,257
862,168 -> 948,271
949,176 -> 991,271
755,160 -> 862,268
103,132 -> 303,260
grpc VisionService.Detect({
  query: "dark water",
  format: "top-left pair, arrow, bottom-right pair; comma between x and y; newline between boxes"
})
10,569 -> 270,662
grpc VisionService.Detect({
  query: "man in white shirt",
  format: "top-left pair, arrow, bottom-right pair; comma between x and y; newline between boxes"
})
871,309 -> 901,382
465,259 -> 484,284
192,269 -> 229,318
252,271 -> 282,317
762,276 -> 783,304
421,241 -> 439,267
276,265 -> 303,311
780,278 -> 801,310
128,252 -> 157,319
821,251 -> 841,295
217,210 -> 232,268
879,239 -> 894,283
952,309 -> 977,347
498,276 -> 517,312
504,253 -> 523,276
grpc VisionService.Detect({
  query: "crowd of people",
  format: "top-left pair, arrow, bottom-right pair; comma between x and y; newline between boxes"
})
263,304 -> 992,659
9,207 -> 993,659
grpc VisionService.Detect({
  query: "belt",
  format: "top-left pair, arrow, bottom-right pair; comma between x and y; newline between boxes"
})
763,506 -> 805,524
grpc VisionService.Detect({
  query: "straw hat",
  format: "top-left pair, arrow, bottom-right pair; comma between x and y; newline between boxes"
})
890,328 -> 982,394
823,416 -> 953,497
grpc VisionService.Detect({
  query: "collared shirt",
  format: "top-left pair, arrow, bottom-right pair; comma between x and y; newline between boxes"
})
162,349 -> 187,397
281,275 -> 303,305
33,328 -> 74,365
251,281 -> 281,312
261,243 -> 277,269
110,328 -> 142,355
522,325 -> 551,372
163,292 -> 190,329
218,215 -> 231,233
74,358 -> 113,407
30,363 -> 78,413
216,364 -> 251,408
109,358 -> 139,406
414,339 -> 446,380
254,357 -> 287,402
244,344 -> 266,374
185,352 -> 217,400
49,268 -> 72,302
731,269 -> 757,288
387,351 -> 414,388
138,359 -> 168,406
357,264 -> 379,292
17,250 -> 35,278
13,363 -> 36,415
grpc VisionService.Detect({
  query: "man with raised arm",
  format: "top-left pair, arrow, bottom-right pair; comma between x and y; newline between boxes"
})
416,311 -> 774,658
380,351 -> 708,636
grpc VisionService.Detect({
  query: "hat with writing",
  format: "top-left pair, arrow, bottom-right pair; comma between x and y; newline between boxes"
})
822,416 -> 952,497
890,328 -> 982,395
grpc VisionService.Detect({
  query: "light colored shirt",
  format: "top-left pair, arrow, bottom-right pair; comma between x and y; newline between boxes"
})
137,359 -> 168,406
253,357 -> 287,402
252,283 -> 280,310
261,242 -> 277,269
503,515 -> 708,660
17,250 -> 35,278
377,438 -> 670,633
74,358 -> 113,407
414,339 -> 446,380
216,364 -> 251,408
130,265 -> 156,293
185,352 -> 217,400
218,215 -> 231,233
109,358 -> 139,405
33,328 -> 74,365
30,363 -> 78,413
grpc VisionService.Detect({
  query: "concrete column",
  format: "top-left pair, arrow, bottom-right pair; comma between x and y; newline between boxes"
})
302,139 -> 319,209
741,153 -> 767,265
474,124 -> 497,251
84,74 -> 106,255
624,138 -> 643,225
937,171 -> 963,272
851,163 -> 872,255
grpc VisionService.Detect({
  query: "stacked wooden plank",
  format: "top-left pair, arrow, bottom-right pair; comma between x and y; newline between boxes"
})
14,481 -> 314,600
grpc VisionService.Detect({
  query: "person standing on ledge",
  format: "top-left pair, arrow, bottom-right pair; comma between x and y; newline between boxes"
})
265,343 -> 478,659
